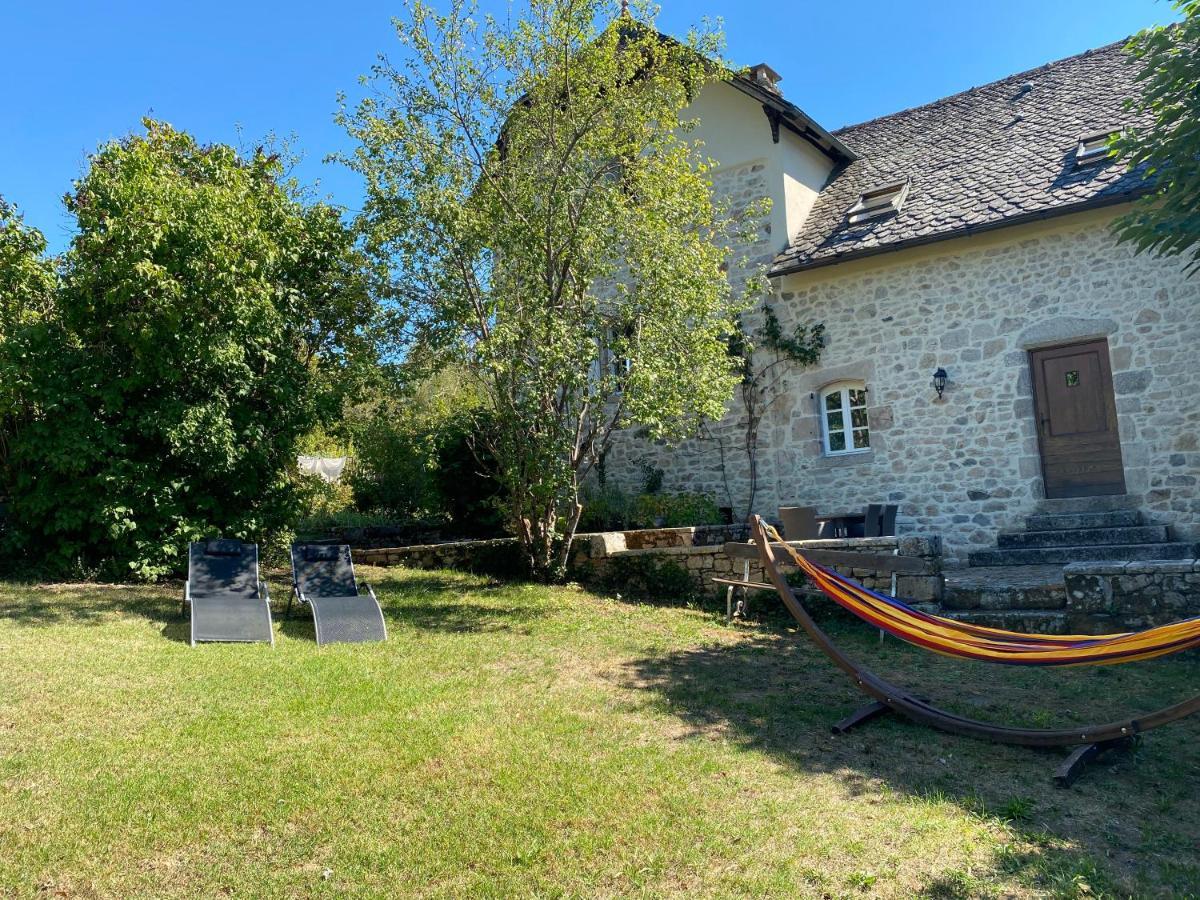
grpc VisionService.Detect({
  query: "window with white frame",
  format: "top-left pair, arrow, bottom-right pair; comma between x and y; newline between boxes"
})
847,180 -> 910,224
1075,129 -> 1117,166
820,382 -> 870,455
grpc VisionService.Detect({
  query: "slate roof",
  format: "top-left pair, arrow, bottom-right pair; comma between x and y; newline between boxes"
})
770,39 -> 1154,276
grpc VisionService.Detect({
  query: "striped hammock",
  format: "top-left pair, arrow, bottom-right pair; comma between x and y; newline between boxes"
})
763,523 -> 1200,667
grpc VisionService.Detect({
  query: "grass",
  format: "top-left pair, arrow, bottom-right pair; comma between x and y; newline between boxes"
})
1,570 -> 1199,897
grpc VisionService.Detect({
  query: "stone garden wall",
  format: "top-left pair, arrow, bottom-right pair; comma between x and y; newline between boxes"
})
1064,559 -> 1200,633
587,533 -> 943,603
605,209 -> 1200,562
351,525 -> 749,572
354,536 -> 529,578
353,525 -> 944,606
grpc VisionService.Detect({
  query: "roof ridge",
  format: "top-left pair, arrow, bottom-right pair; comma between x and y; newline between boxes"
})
831,35 -> 1134,139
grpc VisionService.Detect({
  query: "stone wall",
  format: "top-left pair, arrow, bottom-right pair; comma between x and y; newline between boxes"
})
353,536 -> 529,578
606,209 -> 1200,561
587,533 -> 943,603
1064,559 -> 1200,632
354,527 -> 944,606
350,525 -> 748,577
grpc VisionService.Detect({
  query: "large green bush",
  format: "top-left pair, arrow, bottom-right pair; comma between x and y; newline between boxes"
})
0,201 -> 56,502
6,121 -> 378,580
345,369 -> 505,539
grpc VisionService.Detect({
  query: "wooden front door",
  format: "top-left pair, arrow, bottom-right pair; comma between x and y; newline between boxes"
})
1029,339 -> 1126,498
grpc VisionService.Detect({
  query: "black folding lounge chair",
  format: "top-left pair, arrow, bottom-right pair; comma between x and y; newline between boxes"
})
288,543 -> 387,646
184,540 -> 274,647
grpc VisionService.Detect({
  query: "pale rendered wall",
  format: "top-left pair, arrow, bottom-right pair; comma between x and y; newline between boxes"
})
683,81 -> 834,249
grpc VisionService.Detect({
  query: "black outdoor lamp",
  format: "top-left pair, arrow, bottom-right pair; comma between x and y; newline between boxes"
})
932,367 -> 948,399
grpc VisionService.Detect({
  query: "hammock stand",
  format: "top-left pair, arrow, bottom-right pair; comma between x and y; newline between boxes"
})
719,515 -> 1200,786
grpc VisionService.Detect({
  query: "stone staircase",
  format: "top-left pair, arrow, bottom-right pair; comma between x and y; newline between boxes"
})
943,502 -> 1198,634
966,506 -> 1195,567
942,565 -> 1071,633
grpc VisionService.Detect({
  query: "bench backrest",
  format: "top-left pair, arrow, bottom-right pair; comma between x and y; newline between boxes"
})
188,540 -> 260,598
291,543 -> 359,599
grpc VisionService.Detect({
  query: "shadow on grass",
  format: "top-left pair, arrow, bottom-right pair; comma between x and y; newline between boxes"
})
277,606 -> 318,643
362,571 -> 551,635
621,608 -> 1200,895
0,583 -> 180,629
395,599 -> 547,634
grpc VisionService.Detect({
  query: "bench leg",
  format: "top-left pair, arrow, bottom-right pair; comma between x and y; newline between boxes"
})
1053,737 -> 1134,788
727,560 -> 752,624
831,700 -> 893,735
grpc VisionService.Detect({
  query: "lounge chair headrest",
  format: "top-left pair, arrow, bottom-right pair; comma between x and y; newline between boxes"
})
303,544 -> 342,561
205,539 -> 244,557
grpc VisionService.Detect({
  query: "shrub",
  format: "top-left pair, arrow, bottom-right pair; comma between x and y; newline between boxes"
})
629,492 -> 722,529
6,122 -> 377,581
578,486 -> 723,532
591,555 -> 700,603
577,484 -> 634,532
344,369 -> 506,539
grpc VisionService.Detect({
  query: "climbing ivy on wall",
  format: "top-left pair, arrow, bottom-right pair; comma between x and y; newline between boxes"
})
717,304 -> 824,520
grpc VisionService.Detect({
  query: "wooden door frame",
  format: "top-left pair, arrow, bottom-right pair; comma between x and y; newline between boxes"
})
1028,337 -> 1126,499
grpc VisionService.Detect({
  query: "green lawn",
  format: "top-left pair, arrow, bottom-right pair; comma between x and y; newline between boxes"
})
2,569 -> 1199,898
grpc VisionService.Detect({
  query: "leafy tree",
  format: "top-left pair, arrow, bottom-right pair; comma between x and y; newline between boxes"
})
1113,3 -> 1200,271
0,201 -> 56,493
7,121 -> 377,580
340,0 -> 758,579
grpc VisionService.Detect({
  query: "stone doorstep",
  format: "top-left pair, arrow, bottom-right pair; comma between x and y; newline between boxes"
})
1025,509 -> 1142,532
942,565 -> 1067,611
1063,559 -> 1200,576
967,542 -> 1198,567
996,524 -> 1169,550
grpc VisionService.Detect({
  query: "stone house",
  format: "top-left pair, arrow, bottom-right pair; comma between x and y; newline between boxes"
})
606,38 -> 1200,563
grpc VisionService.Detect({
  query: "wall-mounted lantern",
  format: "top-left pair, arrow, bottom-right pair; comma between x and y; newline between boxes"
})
932,367 -> 948,399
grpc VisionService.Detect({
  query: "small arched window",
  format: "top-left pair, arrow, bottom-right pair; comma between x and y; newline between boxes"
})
820,382 -> 870,455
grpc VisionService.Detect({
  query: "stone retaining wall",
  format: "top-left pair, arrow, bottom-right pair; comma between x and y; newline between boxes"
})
354,536 -> 528,577
1064,559 -> 1200,632
587,534 -> 942,601
354,526 -> 943,605
351,525 -> 749,580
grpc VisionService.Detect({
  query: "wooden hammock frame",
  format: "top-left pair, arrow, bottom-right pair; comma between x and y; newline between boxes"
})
725,516 -> 1200,785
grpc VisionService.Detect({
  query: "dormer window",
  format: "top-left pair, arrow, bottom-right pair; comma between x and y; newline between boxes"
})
1075,129 -> 1119,167
847,180 -> 909,224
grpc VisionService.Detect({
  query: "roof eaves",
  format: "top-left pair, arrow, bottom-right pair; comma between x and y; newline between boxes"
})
731,76 -> 859,164
768,185 -> 1151,278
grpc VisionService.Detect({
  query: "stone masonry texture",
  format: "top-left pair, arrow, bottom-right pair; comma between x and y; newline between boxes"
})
606,208 -> 1200,563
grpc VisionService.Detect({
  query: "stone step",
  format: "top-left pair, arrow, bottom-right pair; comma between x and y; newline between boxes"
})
1033,495 -> 1140,515
1024,509 -> 1142,532
943,609 -> 1071,635
967,542 -> 1197,568
997,524 -> 1168,550
943,566 -> 1066,610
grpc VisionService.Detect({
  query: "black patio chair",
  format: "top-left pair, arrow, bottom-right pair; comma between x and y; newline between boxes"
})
184,540 -> 274,647
780,506 -> 821,540
288,543 -> 387,646
864,503 -> 899,537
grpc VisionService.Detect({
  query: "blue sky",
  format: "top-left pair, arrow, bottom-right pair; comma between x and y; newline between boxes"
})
2,1 -> 1179,254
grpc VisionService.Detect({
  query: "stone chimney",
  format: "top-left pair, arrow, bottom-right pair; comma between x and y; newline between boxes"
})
749,63 -> 783,96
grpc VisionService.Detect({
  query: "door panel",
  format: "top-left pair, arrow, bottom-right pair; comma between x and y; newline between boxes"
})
1029,339 -> 1126,499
